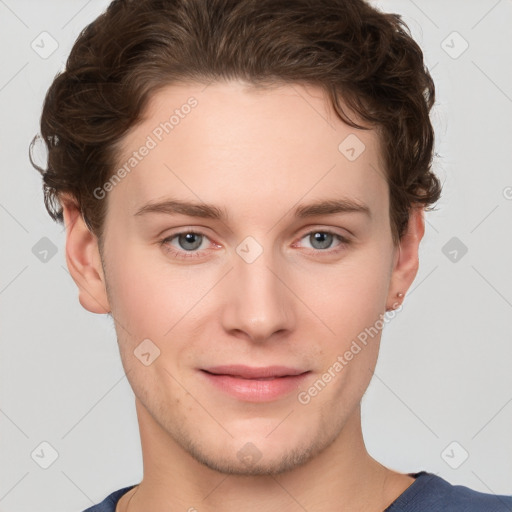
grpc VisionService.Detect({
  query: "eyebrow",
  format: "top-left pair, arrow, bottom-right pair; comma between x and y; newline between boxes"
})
134,197 -> 371,220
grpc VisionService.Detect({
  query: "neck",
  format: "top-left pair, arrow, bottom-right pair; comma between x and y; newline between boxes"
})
119,399 -> 414,512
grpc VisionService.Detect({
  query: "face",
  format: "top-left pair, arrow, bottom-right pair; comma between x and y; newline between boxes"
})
85,80 -> 412,475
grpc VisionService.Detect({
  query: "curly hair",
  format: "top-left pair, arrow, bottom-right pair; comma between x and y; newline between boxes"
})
30,0 -> 441,247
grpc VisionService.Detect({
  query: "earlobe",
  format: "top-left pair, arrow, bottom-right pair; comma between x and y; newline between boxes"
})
386,206 -> 425,311
60,195 -> 110,314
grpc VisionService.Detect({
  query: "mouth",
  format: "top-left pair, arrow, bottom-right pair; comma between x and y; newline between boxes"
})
199,365 -> 311,402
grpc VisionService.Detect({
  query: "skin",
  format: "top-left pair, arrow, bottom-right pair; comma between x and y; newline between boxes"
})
61,80 -> 425,511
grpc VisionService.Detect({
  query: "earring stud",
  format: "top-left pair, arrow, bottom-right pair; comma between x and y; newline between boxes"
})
386,292 -> 404,311
386,292 -> 404,312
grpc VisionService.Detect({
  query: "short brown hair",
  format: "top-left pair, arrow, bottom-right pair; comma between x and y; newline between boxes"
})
30,0 -> 441,247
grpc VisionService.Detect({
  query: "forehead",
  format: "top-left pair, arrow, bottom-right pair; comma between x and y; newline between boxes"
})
111,80 -> 388,219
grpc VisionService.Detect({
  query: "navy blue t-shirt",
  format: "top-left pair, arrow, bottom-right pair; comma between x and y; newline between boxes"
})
82,471 -> 512,511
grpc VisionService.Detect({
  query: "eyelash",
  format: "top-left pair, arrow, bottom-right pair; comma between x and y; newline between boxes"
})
159,229 -> 351,260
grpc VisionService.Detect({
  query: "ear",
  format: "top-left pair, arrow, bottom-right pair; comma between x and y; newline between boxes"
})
60,194 -> 111,314
386,206 -> 425,311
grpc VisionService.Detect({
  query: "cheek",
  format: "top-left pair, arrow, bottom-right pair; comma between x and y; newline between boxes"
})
299,249 -> 392,397
307,253 -> 392,336
106,250 -> 186,330
104,250 -> 215,369
106,257 -> 195,395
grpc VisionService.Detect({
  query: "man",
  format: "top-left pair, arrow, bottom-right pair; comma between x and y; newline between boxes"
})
31,0 -> 512,510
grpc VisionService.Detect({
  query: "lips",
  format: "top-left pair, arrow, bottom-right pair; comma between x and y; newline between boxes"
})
202,365 -> 308,379
200,365 -> 311,402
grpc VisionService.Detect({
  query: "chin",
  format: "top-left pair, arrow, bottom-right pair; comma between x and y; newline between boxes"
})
169,413 -> 339,477
185,439 -> 323,476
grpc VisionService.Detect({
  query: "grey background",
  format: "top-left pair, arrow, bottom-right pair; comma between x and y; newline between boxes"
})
1,0 -> 511,510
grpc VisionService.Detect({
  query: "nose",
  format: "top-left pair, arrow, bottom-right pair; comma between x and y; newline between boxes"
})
220,243 -> 296,343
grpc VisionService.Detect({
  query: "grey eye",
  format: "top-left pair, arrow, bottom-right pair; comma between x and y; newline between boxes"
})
307,231 -> 335,250
177,232 -> 204,251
